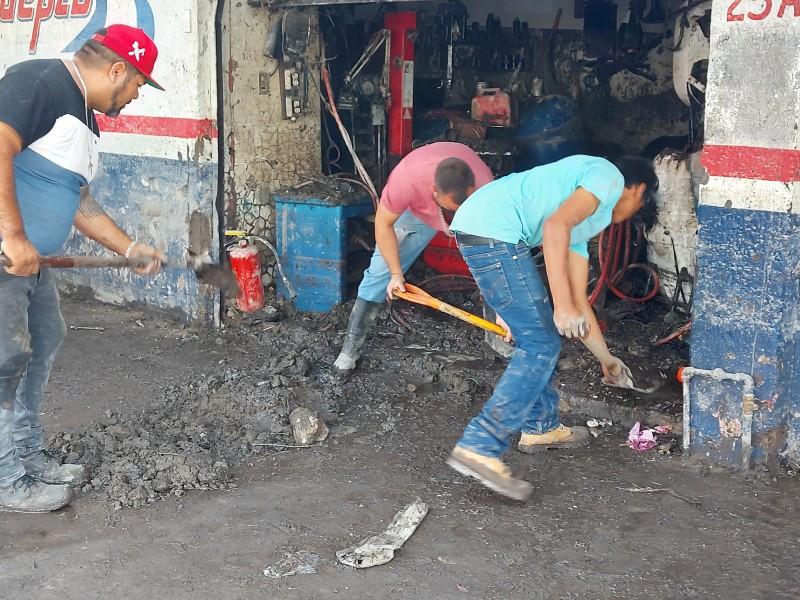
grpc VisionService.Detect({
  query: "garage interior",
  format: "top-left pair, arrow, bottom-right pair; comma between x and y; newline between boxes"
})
234,0 -> 703,405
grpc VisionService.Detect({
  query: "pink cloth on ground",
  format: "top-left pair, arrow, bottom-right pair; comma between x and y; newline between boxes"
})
627,422 -> 672,451
379,142 -> 494,232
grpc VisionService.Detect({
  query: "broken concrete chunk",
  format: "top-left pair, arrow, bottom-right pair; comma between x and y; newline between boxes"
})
289,407 -> 329,445
336,497 -> 429,569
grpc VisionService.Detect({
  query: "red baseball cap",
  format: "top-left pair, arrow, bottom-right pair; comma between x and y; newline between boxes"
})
92,24 -> 164,91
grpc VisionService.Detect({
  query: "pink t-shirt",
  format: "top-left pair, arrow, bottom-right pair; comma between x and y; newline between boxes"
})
380,142 -> 494,232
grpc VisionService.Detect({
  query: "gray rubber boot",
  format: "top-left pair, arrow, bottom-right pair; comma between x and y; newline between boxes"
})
333,298 -> 382,378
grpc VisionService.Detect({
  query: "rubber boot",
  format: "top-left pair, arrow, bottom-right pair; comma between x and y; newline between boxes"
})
333,298 -> 382,378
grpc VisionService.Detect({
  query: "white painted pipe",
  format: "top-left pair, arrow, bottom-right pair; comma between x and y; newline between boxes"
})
681,367 -> 756,470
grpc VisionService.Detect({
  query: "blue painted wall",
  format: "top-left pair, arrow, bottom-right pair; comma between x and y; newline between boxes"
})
690,205 -> 798,466
59,152 -> 218,324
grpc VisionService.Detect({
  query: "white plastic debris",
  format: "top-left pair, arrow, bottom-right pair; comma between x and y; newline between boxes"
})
586,418 -> 612,428
336,498 -> 429,569
263,551 -> 319,578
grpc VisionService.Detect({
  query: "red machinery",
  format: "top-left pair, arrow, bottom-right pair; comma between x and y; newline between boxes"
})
423,233 -> 471,277
385,12 -> 416,161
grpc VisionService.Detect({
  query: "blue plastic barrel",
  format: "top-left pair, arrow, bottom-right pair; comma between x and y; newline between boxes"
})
510,95 -> 588,171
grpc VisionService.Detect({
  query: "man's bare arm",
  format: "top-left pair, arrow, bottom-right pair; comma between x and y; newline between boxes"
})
73,186 -> 132,255
374,204 -> 403,274
73,187 -> 166,275
78,188 -> 110,220
374,203 -> 407,298
567,251 -> 614,366
0,121 -> 40,275
0,123 -> 23,238
542,187 -> 600,338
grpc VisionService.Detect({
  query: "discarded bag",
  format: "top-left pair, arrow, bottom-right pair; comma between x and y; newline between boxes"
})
627,421 -> 672,451
336,497 -> 428,569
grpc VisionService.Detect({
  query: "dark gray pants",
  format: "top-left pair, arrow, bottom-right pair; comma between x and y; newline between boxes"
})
0,268 -> 66,486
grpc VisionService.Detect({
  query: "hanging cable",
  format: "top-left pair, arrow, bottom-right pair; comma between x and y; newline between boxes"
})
319,59 -> 379,209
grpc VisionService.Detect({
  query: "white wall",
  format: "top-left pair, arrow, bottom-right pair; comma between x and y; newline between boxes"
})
0,0 -> 220,322
701,0 -> 800,213
0,0 -> 217,163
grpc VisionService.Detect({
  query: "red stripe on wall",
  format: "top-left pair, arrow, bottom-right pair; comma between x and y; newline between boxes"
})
703,145 -> 800,182
96,115 -> 218,139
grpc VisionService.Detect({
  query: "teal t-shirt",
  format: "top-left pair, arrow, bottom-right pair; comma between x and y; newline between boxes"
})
450,155 -> 624,258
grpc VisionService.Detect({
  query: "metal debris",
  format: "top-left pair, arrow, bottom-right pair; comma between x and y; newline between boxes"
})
621,485 -> 701,507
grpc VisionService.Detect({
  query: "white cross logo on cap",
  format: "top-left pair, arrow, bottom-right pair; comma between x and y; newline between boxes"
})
129,41 -> 145,61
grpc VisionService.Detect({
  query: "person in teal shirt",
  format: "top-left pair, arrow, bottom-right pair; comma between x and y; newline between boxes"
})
446,155 -> 659,501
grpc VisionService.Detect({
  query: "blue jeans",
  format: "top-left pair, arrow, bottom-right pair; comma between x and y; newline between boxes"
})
455,237 -> 562,457
356,211 -> 438,302
0,268 -> 66,486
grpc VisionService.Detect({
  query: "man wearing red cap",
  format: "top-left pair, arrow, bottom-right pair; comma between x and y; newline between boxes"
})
0,25 -> 165,513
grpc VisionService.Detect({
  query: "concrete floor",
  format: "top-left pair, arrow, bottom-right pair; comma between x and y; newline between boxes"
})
1,297 -> 798,600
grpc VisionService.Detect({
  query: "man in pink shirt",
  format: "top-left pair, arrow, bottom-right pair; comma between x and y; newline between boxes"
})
333,142 -> 493,378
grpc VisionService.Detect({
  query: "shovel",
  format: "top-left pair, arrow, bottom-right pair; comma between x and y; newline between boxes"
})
0,253 -> 240,294
602,361 -> 668,394
393,283 -> 508,338
395,284 -> 666,394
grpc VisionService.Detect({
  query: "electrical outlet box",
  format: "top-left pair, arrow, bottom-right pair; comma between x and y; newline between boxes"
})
258,72 -> 270,95
279,62 -> 304,120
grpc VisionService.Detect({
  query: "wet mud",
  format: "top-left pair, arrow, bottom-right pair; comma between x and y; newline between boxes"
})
2,288 -> 797,599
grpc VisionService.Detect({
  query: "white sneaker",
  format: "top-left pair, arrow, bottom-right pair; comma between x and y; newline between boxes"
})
0,475 -> 74,513
21,450 -> 88,485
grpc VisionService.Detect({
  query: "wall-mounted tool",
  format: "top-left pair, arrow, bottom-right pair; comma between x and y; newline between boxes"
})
344,29 -> 391,86
339,29 -> 392,188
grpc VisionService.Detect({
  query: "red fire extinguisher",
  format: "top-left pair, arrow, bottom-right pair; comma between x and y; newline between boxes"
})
227,239 -> 265,312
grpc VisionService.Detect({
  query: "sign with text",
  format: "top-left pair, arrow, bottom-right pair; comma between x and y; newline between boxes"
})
727,0 -> 800,21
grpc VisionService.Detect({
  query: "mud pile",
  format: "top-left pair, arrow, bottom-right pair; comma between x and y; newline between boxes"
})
49,286 -> 687,509
49,308 -> 344,509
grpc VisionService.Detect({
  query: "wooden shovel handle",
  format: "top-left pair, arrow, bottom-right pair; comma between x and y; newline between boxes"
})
394,283 -> 508,338
0,255 -> 153,269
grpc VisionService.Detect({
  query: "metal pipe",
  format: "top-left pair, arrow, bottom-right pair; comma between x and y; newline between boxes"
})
681,367 -> 756,470
214,0 -> 228,326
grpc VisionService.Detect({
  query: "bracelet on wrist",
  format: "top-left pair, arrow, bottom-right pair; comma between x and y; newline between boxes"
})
124,241 -> 137,258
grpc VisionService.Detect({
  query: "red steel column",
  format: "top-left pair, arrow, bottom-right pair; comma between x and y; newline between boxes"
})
385,12 -> 416,160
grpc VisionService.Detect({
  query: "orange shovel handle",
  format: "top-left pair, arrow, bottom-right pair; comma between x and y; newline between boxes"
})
393,283 -> 508,338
